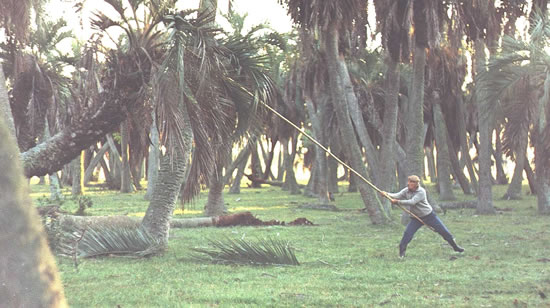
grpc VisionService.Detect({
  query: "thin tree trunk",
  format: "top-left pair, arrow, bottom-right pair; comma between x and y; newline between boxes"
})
304,95 -> 330,204
433,98 -> 456,200
457,96 -> 478,193
493,128 -> 508,185
204,148 -> 229,216
525,157 -> 536,195
49,172 -> 62,201
325,24 -> 387,224
446,128 -> 473,195
503,125 -> 528,200
145,117 -> 160,200
282,136 -> 301,194
249,139 -> 263,188
71,152 -> 84,196
425,145 -> 437,183
229,151 -> 249,194
0,116 -> 67,306
120,121 -> 134,193
83,142 -> 109,185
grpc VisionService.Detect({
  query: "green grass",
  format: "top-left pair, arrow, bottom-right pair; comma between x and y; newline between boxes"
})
32,182 -> 550,307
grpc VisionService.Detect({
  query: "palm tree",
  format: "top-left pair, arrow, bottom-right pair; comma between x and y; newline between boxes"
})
479,11 -> 550,214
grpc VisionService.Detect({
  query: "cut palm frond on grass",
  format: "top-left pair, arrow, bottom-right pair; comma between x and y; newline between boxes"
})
190,237 -> 300,266
58,225 -> 163,259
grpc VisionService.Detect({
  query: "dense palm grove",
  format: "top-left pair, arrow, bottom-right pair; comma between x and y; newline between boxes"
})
1,0 -> 550,305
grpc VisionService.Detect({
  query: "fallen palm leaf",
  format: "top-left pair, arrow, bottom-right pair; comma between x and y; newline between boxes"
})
190,237 -> 300,266
58,225 -> 163,259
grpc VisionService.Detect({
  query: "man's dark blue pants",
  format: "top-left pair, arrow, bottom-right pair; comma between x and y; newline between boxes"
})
399,211 -> 454,252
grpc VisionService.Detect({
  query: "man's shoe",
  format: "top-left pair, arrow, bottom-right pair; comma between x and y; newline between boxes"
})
449,239 -> 465,253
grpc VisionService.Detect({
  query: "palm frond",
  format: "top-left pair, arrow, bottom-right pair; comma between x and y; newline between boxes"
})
190,237 -> 300,266
58,225 -> 163,258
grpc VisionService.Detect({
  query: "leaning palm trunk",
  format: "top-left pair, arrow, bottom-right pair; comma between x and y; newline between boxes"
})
140,108 -> 194,244
0,116 -> 67,306
535,72 -> 550,214
325,24 -> 386,224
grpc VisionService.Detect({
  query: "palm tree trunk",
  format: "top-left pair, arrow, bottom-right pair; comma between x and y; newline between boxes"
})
535,72 -> 550,214
120,121 -> 134,193
83,142 -> 109,185
503,124 -> 528,200
493,128 -> 508,185
425,145 -> 437,183
0,116 -> 67,307
282,135 -> 301,194
406,45 -> 427,177
229,151 -> 249,194
145,117 -> 160,200
457,96 -> 478,193
141,106 -> 194,244
0,69 -> 16,138
475,39 -> 496,214
433,97 -> 456,200
325,24 -> 387,224
304,95 -> 330,204
71,152 -> 84,196
378,57 -> 400,192
446,128 -> 473,195
204,147 -> 229,216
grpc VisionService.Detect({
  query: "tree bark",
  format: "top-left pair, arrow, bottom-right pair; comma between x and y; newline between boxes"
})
120,121 -> 134,193
425,145 -> 437,183
145,116 -> 160,200
71,152 -> 84,196
229,151 -> 248,194
493,128 -> 508,185
433,98 -> 456,200
475,39 -> 496,214
406,45 -> 427,178
325,24 -> 387,224
140,104 -> 194,244
535,72 -> 550,214
282,136 -> 301,194
0,68 -> 16,138
503,124 -> 528,200
304,95 -> 331,204
0,115 -> 67,306
456,96 -> 478,193
378,57 -> 400,192
204,150 -> 228,216
83,142 -> 109,185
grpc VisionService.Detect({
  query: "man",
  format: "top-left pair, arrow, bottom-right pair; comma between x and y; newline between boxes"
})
381,175 -> 464,258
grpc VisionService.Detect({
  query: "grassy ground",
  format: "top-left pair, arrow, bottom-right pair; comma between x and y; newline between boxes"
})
31,181 -> 550,307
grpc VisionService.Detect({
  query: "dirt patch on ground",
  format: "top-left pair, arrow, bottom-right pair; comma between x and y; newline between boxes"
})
216,212 -> 315,227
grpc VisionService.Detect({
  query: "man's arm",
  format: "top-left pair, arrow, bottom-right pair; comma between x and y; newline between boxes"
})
386,187 -> 408,199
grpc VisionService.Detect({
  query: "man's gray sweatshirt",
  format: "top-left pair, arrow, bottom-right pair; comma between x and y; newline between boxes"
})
387,186 -> 433,217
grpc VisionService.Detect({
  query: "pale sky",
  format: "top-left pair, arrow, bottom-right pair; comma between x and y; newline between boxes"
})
44,0 -> 293,42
